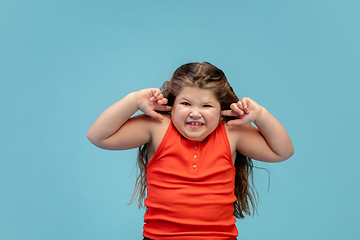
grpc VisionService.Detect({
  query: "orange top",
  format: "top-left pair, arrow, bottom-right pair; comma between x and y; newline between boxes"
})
143,121 -> 238,240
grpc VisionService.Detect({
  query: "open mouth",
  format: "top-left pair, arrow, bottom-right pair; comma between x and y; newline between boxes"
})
187,121 -> 204,126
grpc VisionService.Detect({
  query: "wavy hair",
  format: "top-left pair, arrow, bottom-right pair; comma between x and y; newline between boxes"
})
130,62 -> 258,218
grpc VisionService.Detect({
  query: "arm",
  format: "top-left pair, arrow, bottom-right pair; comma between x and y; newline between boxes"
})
87,88 -> 171,150
222,98 -> 294,162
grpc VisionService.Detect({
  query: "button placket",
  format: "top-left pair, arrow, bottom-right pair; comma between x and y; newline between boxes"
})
192,142 -> 199,170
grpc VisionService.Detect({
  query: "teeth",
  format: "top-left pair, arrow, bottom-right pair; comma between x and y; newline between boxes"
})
188,122 -> 202,125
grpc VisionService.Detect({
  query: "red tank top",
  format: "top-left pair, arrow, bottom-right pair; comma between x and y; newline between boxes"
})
143,121 -> 238,240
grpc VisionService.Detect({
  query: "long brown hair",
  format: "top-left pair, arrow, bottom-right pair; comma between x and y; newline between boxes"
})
130,62 -> 258,218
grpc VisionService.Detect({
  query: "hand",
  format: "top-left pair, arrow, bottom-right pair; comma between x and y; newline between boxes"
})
135,88 -> 172,119
221,97 -> 263,125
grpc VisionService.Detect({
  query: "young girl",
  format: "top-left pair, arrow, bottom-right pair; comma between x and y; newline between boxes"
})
87,62 -> 294,240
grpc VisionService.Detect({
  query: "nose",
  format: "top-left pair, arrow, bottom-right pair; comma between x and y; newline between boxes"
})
189,109 -> 201,118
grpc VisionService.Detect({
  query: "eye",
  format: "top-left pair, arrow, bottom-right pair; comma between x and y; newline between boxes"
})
181,102 -> 191,106
203,104 -> 212,108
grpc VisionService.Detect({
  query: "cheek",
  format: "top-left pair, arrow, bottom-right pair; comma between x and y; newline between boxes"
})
170,107 -> 175,118
214,110 -> 223,124
206,110 -> 221,123
171,106 -> 186,121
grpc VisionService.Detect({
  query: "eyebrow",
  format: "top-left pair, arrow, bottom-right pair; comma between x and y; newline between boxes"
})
178,97 -> 189,101
178,97 -> 215,104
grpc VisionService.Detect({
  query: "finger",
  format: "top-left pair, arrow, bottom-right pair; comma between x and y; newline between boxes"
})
149,88 -> 161,102
221,110 -> 238,117
230,103 -> 245,115
156,97 -> 168,105
238,99 -> 250,114
154,104 -> 172,112
239,98 -> 246,108
151,105 -> 173,119
154,93 -> 164,102
152,88 -> 161,96
147,111 -> 164,120
144,105 -> 166,119
242,97 -> 253,113
226,118 -> 247,126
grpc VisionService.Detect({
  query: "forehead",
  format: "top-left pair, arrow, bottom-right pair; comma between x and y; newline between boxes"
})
176,87 -> 219,102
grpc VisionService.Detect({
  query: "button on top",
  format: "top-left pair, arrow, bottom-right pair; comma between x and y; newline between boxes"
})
195,145 -> 198,149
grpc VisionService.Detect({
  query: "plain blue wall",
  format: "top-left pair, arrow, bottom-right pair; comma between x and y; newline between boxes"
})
1,0 -> 359,239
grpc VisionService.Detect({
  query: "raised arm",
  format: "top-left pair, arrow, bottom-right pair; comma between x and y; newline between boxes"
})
222,97 -> 294,162
87,88 -> 172,150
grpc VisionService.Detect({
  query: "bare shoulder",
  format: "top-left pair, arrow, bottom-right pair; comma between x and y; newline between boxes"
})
126,113 -> 171,139
224,122 -> 258,155
225,121 -> 283,162
224,122 -> 254,142
98,113 -> 170,151
145,113 -> 171,160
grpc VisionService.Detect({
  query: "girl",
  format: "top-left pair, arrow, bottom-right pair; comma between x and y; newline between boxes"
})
87,62 -> 294,240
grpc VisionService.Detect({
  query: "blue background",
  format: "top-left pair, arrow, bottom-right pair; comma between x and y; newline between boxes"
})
1,0 -> 359,239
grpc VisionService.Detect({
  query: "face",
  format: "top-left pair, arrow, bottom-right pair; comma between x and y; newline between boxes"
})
171,87 -> 222,142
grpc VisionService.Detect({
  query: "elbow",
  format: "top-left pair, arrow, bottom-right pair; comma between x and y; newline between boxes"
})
87,130 -> 114,150
87,131 -> 94,144
278,145 -> 294,162
87,132 -> 96,146
87,130 -> 102,148
287,143 -> 295,158
87,128 -> 94,142
289,145 -> 295,158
